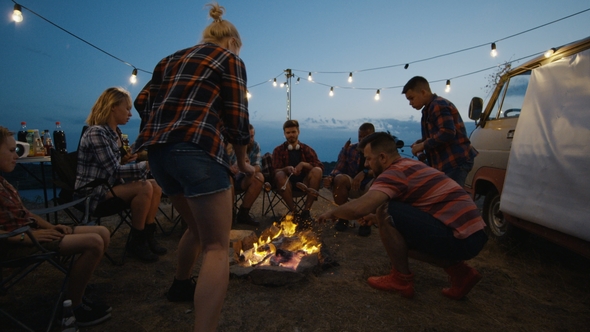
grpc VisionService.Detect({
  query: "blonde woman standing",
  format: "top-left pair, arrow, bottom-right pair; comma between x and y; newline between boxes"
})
134,3 -> 252,331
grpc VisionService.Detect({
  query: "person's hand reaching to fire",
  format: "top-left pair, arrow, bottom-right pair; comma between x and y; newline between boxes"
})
316,210 -> 335,224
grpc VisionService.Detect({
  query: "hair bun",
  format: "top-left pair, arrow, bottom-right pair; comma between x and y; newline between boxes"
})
208,3 -> 225,22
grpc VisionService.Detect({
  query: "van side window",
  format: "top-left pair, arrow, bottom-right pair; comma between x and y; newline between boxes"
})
490,71 -> 531,120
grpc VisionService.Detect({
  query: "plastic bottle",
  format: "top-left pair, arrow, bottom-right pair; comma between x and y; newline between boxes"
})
17,122 -> 27,142
43,130 -> 53,156
121,134 -> 130,153
26,130 -> 36,157
53,122 -> 67,154
61,299 -> 79,332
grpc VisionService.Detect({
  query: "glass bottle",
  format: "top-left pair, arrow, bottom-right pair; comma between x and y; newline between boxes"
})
43,130 -> 53,156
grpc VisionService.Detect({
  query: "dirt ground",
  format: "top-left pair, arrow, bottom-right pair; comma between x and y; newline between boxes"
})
2,189 -> 589,332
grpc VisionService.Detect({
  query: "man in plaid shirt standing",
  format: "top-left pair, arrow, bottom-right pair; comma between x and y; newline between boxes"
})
402,76 -> 477,187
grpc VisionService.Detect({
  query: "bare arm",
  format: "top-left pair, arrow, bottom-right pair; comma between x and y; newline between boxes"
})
317,190 -> 390,222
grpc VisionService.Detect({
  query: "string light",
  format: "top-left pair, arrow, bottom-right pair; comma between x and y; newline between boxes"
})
348,72 -> 353,83
246,90 -> 252,100
374,89 -> 380,101
273,78 -> 277,87
9,1 -> 590,102
491,43 -> 498,57
130,68 -> 138,84
296,77 -> 300,84
445,80 -> 451,93
329,87 -> 334,97
12,3 -> 23,22
280,81 -> 286,88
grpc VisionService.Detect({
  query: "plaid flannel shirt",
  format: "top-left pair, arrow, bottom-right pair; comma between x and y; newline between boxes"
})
0,177 -> 35,232
134,43 -> 250,170
229,140 -> 262,168
329,142 -> 362,177
421,94 -> 477,173
76,125 -> 148,212
272,142 -> 324,173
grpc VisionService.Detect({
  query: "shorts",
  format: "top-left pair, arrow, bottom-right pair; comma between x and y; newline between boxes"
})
148,142 -> 232,198
387,201 -> 487,261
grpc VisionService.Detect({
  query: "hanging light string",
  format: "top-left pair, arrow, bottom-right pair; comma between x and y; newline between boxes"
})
290,7 -> 590,76
292,51 -> 544,94
11,1 -> 149,76
10,1 -> 589,92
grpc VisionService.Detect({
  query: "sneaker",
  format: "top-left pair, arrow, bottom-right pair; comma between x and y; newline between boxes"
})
442,262 -> 482,300
358,225 -> 371,237
83,295 -> 112,313
367,269 -> 414,299
74,303 -> 112,327
166,277 -> 197,302
236,211 -> 260,226
334,219 -> 349,232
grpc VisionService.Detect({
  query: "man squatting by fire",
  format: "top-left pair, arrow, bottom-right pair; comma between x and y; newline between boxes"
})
317,132 -> 488,299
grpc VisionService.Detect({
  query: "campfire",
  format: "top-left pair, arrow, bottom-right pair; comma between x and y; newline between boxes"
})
230,214 -> 335,286
237,214 -> 321,270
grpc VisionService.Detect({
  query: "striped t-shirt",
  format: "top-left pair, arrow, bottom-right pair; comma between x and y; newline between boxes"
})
370,157 -> 485,239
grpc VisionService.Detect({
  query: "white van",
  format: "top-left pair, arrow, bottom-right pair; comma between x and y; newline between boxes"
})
465,35 -> 590,258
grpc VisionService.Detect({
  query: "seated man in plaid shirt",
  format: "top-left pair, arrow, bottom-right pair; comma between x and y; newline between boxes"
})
323,122 -> 375,236
272,120 -> 323,226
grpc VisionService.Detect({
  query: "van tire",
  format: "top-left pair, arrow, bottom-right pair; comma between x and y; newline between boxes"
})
482,188 -> 518,241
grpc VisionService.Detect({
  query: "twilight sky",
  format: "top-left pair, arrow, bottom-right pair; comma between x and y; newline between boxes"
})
2,0 -> 589,160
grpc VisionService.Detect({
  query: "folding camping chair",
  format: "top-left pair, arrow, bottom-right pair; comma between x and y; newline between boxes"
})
50,149 -> 132,265
258,152 -> 306,218
0,224 -> 75,332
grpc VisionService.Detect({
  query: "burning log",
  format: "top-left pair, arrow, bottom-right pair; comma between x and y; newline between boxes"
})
229,214 -> 335,285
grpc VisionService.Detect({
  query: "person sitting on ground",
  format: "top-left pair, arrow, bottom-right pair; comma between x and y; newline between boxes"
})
0,126 -> 112,327
226,124 -> 264,226
318,132 -> 488,300
76,87 -> 166,263
272,119 -> 324,225
323,122 -> 375,236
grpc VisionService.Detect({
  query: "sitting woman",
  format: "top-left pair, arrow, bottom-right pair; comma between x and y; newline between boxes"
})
76,87 -> 165,262
0,126 -> 112,327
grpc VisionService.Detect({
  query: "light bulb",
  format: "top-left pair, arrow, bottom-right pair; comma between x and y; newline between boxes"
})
544,48 -> 556,58
13,4 -> 23,23
445,80 -> 451,93
491,43 -> 497,57
280,82 -> 286,88
374,89 -> 380,101
404,64 -> 409,70
329,87 -> 334,97
246,90 -> 252,100
296,77 -> 300,84
308,72 -> 312,81
348,72 -> 353,83
130,69 -> 138,84
273,78 -> 277,87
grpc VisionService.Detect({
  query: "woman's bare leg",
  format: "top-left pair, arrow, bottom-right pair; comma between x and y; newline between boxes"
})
171,190 -> 232,331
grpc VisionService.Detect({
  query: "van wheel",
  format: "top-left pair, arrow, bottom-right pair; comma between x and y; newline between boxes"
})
483,188 -> 512,239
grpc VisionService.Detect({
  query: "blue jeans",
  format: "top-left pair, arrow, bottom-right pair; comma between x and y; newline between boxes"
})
387,201 -> 487,261
148,142 -> 231,198
445,161 -> 474,187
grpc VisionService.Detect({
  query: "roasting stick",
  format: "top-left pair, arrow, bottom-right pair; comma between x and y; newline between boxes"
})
280,173 -> 293,191
295,182 -> 339,206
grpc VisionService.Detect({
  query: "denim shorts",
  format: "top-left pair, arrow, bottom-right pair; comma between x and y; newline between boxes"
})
148,142 -> 231,198
387,201 -> 487,261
